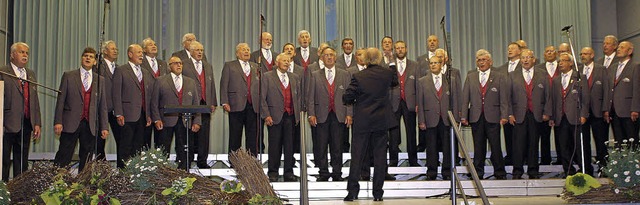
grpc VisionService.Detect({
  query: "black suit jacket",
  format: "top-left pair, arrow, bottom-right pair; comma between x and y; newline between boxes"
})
343,64 -> 399,132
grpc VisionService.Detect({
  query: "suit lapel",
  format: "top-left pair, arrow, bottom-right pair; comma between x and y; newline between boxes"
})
426,74 -> 439,99
74,70 -> 84,97
126,65 -> 142,90
169,76 -> 179,98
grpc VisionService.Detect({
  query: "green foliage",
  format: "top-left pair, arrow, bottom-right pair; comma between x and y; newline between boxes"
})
0,181 -> 10,204
220,179 -> 243,194
124,147 -> 177,190
248,194 -> 281,205
39,173 -> 121,205
162,177 -> 196,205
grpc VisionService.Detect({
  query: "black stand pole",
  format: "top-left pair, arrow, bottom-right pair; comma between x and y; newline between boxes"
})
93,0 -> 110,162
439,16 -> 457,205
256,14 -> 266,163
563,25 -> 586,174
182,113 -> 193,172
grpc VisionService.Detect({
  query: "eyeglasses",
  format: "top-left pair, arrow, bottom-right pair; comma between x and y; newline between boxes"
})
170,62 -> 183,65
429,62 -> 442,65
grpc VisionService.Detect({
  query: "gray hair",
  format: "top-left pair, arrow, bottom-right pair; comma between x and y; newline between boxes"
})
298,30 -> 310,38
475,49 -> 492,59
10,42 -> 29,53
101,40 -> 115,52
364,47 -> 382,65
182,33 -> 196,43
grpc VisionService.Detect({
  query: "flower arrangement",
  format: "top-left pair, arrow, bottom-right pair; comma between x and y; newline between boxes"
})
565,173 -> 601,195
124,147 -> 177,190
220,179 -> 243,194
162,177 -> 196,205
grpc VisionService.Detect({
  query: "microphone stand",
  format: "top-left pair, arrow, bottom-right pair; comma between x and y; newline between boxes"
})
0,70 -> 60,178
256,14 -> 265,164
93,0 -> 110,162
440,16 -> 457,205
563,26 -> 586,175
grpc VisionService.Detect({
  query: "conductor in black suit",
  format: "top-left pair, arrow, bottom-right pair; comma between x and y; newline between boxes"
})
343,47 -> 398,202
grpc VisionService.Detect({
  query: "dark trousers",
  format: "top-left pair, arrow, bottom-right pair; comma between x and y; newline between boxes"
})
342,124 -> 351,153
2,118 -> 33,182
417,130 -> 427,152
118,112 -> 146,168
193,111 -> 211,166
228,103 -> 261,156
583,113 -> 609,168
471,114 -> 506,177
539,120 -> 555,164
555,115 -> 588,175
267,113 -> 296,178
426,119 -> 451,179
294,124 -> 301,153
611,109 -> 639,145
162,117 -> 192,170
102,112 -> 121,160
315,112 -> 345,178
388,100 -> 417,166
142,122 -> 156,150
512,111 -> 540,176
353,127 -> 372,178
54,119 -> 96,171
346,129 -> 388,199
503,123 -> 514,164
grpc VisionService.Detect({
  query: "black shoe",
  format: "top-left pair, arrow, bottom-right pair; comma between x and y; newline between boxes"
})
385,174 -> 396,181
343,194 -> 358,201
360,176 -> 371,181
442,175 -> 451,180
495,175 -> 507,180
284,175 -> 299,182
268,176 -> 278,182
197,163 -> 212,169
373,197 -> 383,201
332,176 -> 345,181
316,176 -> 329,181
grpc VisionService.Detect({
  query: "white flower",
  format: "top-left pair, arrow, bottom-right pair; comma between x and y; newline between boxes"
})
630,138 -> 635,142
636,164 -> 640,169
614,174 -> 619,178
636,170 -> 640,176
615,188 -> 620,194
625,176 -> 631,183
625,171 -> 630,175
612,161 -> 618,165
141,151 -> 146,155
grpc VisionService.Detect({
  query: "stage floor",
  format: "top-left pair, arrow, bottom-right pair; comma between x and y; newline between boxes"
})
287,196 -> 566,205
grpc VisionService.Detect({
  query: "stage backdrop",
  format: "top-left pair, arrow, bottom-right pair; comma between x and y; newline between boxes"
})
13,0 -> 591,155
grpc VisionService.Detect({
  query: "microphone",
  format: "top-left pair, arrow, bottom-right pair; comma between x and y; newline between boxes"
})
440,16 -> 445,26
561,25 -> 573,31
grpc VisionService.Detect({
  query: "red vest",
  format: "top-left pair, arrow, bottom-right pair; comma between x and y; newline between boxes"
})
281,83 -> 293,115
153,69 -> 160,78
82,86 -> 92,120
480,82 -> 487,112
197,70 -> 206,102
22,81 -> 30,118
326,79 -> 336,112
140,80 -> 146,111
265,60 -> 273,71
398,71 -> 406,101
177,88 -> 184,106
562,87 -> 568,115
246,73 -> 252,104
525,80 -> 534,112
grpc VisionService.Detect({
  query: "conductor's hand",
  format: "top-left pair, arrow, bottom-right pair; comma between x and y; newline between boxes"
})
223,104 -> 231,112
308,116 -> 317,127
265,117 -> 274,126
54,124 -> 63,136
191,123 -> 201,132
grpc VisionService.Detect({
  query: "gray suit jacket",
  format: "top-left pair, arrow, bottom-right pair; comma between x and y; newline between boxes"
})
551,71 -> 590,126
112,63 -> 153,122
220,60 -> 260,113
578,64 -> 609,117
171,49 -> 209,63
307,68 -> 353,123
417,72 -> 460,128
0,65 -> 41,133
496,61 -> 522,75
389,59 -> 419,112
596,55 -> 621,70
250,49 -> 279,73
336,53 -> 357,69
54,69 -> 108,135
97,59 -> 116,111
141,56 -> 169,79
508,67 -> 552,123
182,59 -> 218,106
150,74 -> 202,127
260,70 -> 302,124
293,47 -> 319,67
603,61 -> 640,117
461,70 -> 509,124
302,62 -> 322,111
